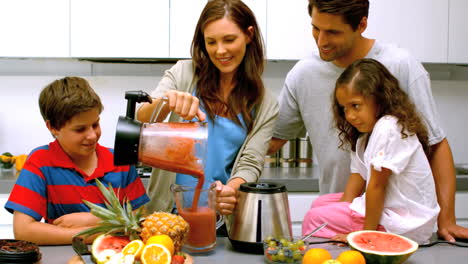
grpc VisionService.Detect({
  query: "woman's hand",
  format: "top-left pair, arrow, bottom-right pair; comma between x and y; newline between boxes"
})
165,90 -> 206,121
214,181 -> 237,215
214,178 -> 246,215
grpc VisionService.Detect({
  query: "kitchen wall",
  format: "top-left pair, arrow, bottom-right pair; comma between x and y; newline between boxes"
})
0,59 -> 467,165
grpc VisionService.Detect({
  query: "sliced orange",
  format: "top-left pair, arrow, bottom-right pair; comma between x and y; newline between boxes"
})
121,239 -> 144,259
145,235 -> 174,256
141,243 -> 172,264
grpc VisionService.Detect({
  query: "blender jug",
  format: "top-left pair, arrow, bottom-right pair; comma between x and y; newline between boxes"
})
113,91 -> 207,177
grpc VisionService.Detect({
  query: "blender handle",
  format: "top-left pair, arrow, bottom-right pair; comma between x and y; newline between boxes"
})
124,90 -> 153,119
149,96 -> 169,123
216,214 -> 225,230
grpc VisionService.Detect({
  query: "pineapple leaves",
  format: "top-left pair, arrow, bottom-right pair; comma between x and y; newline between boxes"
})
74,179 -> 142,239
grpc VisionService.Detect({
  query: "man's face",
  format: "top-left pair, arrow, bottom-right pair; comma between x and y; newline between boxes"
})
311,8 -> 362,65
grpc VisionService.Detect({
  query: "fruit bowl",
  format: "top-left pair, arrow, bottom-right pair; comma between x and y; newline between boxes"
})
263,237 -> 306,264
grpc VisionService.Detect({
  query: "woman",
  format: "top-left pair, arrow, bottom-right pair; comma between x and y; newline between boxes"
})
138,0 -> 278,216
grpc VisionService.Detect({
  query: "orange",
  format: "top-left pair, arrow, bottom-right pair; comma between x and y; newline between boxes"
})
146,235 -> 175,256
322,260 -> 342,264
336,250 -> 366,264
121,239 -> 144,259
303,248 -> 333,264
141,243 -> 172,264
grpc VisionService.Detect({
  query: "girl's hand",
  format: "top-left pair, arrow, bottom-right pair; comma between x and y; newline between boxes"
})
214,181 -> 237,215
53,212 -> 100,228
331,233 -> 349,246
164,90 -> 206,121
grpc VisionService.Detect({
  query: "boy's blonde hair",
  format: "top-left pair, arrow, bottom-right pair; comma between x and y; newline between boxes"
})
39,77 -> 103,130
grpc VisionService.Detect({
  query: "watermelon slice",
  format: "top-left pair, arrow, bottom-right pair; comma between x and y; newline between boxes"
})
347,230 -> 418,264
91,234 -> 131,264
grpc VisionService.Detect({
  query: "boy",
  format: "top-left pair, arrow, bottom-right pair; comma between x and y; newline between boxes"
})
4,77 -> 149,245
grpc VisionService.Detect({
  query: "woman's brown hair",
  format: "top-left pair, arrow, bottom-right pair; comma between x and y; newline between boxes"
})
191,0 -> 265,132
332,58 -> 431,156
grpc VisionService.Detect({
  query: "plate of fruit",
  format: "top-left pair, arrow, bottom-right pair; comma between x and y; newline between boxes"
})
263,236 -> 306,264
71,180 -> 193,264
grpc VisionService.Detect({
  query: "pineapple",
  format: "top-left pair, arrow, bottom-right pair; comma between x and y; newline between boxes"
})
140,212 -> 189,253
76,179 -> 189,252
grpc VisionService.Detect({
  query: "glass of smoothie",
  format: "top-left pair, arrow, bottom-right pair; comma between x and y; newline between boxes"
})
171,183 -> 224,253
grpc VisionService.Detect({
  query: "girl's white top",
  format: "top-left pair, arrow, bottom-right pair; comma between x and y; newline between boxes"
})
349,115 -> 440,244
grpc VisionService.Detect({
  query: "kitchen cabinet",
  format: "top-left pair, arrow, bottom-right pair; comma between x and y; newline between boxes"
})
365,0 -> 449,63
0,0 -> 69,57
70,0 -> 170,58
0,194 -> 13,239
266,1 -> 317,60
288,192 -> 318,237
169,0 -> 207,58
448,0 -> 468,63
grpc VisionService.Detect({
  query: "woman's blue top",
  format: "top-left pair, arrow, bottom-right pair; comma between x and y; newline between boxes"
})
175,112 -> 247,191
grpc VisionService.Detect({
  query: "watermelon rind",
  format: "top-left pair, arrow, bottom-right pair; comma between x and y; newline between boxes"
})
347,230 -> 418,264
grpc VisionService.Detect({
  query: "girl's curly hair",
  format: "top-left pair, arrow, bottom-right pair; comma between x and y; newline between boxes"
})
332,58 -> 431,156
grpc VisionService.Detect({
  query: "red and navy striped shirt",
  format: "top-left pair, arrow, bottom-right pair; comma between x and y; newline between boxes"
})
5,140 -> 149,223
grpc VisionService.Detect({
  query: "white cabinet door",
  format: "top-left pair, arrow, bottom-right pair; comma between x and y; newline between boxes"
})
0,0 -> 69,57
365,0 -> 448,63
266,1 -> 317,60
288,192 -> 318,238
71,0 -> 169,58
448,0 -> 468,63
169,0 -> 207,58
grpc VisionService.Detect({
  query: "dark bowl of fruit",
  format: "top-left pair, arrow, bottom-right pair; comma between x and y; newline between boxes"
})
263,236 -> 306,264
0,239 -> 41,264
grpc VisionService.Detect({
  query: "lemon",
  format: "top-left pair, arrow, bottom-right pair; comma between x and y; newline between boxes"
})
146,235 -> 174,256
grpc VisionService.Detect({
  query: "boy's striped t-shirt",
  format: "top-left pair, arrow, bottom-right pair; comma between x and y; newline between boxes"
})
5,140 -> 149,223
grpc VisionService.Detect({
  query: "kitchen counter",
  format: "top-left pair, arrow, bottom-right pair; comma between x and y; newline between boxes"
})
1,167 -> 468,193
39,237 -> 468,263
263,167 -> 468,192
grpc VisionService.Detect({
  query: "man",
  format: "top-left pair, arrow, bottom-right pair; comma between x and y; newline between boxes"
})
269,0 -> 468,242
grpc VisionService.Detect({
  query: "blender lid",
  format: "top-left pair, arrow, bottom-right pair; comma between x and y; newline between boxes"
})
239,181 -> 286,194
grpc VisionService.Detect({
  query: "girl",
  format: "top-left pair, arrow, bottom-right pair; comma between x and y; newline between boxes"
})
137,0 -> 278,215
302,58 -> 439,244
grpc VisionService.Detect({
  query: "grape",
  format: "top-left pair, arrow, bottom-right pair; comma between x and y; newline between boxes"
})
264,235 -> 305,263
270,254 -> 279,261
264,235 -> 274,243
268,240 -> 277,248
295,240 -> 305,248
277,249 -> 286,262
292,250 -> 302,260
279,238 -> 288,246
289,243 -> 298,251
267,248 -> 278,255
